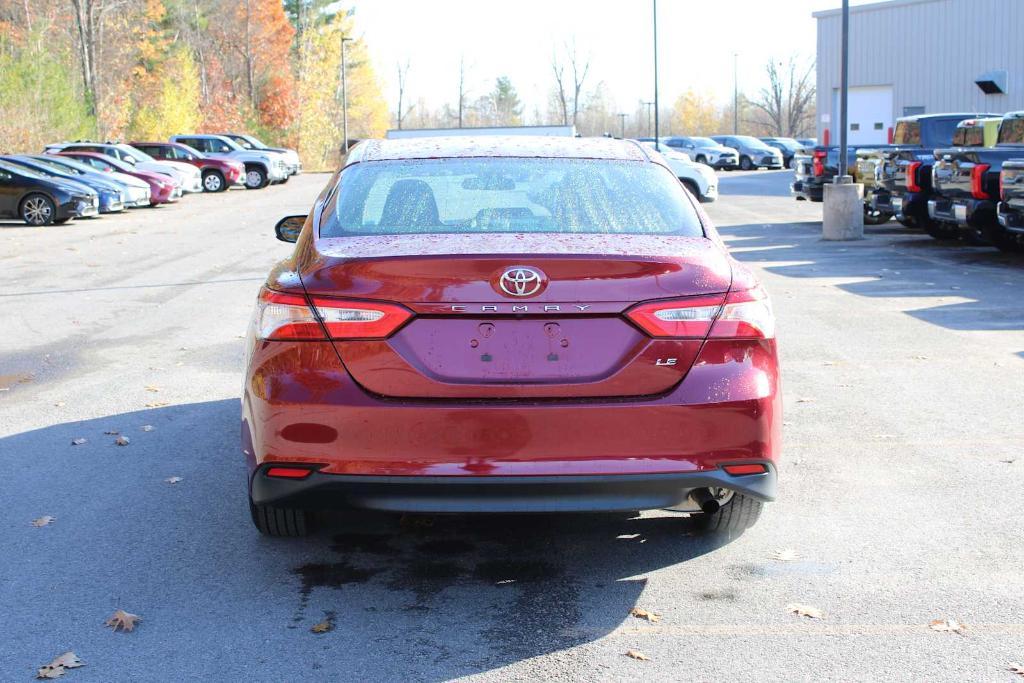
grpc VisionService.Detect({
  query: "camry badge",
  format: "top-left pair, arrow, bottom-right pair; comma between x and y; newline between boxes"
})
498,267 -> 544,297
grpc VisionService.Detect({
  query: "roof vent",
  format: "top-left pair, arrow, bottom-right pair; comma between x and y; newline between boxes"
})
975,70 -> 1007,95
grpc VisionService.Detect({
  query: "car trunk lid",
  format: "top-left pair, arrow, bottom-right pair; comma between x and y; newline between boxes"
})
300,233 -> 731,399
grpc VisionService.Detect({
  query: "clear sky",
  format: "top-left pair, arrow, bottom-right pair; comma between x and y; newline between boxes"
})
354,0 -> 880,117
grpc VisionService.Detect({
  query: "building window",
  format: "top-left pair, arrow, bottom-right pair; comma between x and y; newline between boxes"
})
874,122 -> 884,130
903,106 -> 926,116
850,123 -> 860,131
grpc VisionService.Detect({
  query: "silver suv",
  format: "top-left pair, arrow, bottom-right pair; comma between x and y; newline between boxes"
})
710,136 -> 784,171
169,135 -> 288,189
661,136 -> 739,169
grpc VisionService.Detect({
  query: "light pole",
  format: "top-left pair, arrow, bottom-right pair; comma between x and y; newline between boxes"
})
652,0 -> 660,150
617,113 -> 627,138
732,53 -> 738,134
822,0 -> 862,240
340,35 -> 353,156
838,0 -> 850,180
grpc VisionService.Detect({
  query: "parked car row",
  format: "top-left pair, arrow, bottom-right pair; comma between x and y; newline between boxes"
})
0,134 -> 300,226
657,135 -> 813,171
634,141 -> 719,202
791,110 -> 1024,252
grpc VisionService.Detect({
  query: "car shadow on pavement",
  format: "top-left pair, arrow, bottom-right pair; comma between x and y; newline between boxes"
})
719,220 -> 1024,333
1,398 -> 741,680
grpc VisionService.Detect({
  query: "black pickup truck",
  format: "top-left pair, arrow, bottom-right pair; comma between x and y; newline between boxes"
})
929,111 -> 1024,251
792,113 -> 995,224
883,117 -> 1001,238
996,159 -> 1024,251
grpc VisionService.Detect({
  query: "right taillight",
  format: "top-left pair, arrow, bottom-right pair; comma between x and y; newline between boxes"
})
906,161 -> 922,193
254,287 -> 412,340
708,286 -> 775,340
812,150 -> 826,177
971,164 -> 991,200
625,287 -> 775,340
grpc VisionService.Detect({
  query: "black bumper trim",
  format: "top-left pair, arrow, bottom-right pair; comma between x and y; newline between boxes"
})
249,465 -> 778,513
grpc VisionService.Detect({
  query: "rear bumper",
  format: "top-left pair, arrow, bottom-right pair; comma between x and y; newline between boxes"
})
790,178 -> 823,202
928,197 -> 994,226
250,465 -> 778,513
241,338 -> 782,510
997,201 -> 1024,234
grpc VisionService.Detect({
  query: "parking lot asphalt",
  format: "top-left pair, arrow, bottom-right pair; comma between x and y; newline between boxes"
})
1,171 -> 1023,682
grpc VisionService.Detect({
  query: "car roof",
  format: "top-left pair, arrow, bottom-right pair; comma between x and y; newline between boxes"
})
347,136 -> 651,165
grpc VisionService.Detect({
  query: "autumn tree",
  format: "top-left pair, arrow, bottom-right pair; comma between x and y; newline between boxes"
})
671,89 -> 719,136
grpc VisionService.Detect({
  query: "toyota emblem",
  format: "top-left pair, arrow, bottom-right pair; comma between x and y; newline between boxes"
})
498,267 -> 545,297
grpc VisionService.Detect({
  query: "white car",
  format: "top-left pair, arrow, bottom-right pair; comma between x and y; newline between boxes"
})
43,142 -> 203,193
170,135 -> 289,189
638,141 -> 718,202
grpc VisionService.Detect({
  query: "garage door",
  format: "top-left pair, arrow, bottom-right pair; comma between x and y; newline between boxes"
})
832,85 -> 893,145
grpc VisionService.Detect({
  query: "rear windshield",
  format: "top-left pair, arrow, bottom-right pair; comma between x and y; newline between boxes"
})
998,118 -> 1024,145
320,158 -> 704,237
893,121 -> 920,145
952,126 -> 984,147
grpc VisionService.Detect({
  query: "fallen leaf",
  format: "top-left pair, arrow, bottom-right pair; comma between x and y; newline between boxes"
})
928,618 -> 966,634
54,402 -> 66,408
311,620 -> 333,633
796,397 -> 815,403
36,652 -> 84,679
629,607 -> 661,623
772,548 -> 799,562
140,425 -> 155,432
144,401 -> 169,408
105,609 -> 141,632
786,603 -> 824,619
115,435 -> 130,446
1008,663 -> 1024,676
625,649 -> 649,661
32,516 -> 56,527
912,355 -> 929,360
71,438 -> 87,446
144,385 -> 160,392
1000,458 -> 1017,464
165,476 -> 183,484
104,430 -> 120,435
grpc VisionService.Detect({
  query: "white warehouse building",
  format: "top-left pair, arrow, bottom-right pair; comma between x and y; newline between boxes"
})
814,0 -> 1024,145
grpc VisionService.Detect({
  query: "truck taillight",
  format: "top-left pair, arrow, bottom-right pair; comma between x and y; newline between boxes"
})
254,288 -> 412,340
812,150 -> 826,177
626,287 -> 774,340
971,164 -> 991,200
906,161 -> 922,193
1000,169 -> 1007,200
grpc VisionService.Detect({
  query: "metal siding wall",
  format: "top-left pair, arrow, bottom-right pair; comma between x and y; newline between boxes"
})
815,0 -> 1024,141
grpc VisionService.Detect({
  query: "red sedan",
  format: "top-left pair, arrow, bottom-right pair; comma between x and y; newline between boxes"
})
243,137 -> 781,537
129,141 -> 245,193
51,151 -> 179,206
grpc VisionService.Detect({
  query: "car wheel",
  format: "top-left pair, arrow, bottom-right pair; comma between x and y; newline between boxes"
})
863,207 -> 893,225
244,166 -> 268,190
202,170 -> 226,193
739,156 -> 753,171
982,225 -> 1024,253
695,491 -> 763,535
898,216 -> 917,229
681,179 -> 700,198
280,174 -> 290,184
20,194 -> 56,226
695,155 -> 707,165
785,158 -> 794,170
249,499 -> 309,537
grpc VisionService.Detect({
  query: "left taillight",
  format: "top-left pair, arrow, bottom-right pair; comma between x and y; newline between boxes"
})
625,286 -> 775,340
254,287 -> 412,340
971,163 -> 990,200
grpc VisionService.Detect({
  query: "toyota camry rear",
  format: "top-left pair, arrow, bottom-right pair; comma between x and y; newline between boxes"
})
242,137 -> 781,537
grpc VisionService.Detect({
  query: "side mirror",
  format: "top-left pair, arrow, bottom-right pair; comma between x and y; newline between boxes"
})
275,215 -> 306,243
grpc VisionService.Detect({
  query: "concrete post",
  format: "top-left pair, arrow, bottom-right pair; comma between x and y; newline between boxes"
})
822,176 -> 864,240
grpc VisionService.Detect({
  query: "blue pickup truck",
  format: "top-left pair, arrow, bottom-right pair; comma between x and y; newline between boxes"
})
791,112 -> 997,224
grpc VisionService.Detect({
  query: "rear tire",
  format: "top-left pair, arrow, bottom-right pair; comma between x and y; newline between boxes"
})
249,499 -> 309,537
863,207 -> 893,225
739,156 -> 753,171
984,227 -> 1024,253
202,170 -> 226,192
898,216 -> 917,228
695,155 -> 707,165
696,493 -> 763,535
924,220 -> 959,240
681,179 -> 700,198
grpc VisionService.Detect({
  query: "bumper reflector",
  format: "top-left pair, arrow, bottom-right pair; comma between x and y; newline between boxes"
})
723,463 -> 768,475
266,467 -> 314,479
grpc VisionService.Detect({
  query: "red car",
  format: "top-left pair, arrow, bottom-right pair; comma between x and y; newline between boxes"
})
129,141 -> 245,193
243,137 -> 781,538
51,151 -> 179,206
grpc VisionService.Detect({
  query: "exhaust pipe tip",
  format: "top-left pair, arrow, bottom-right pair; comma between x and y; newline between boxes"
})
689,488 -> 720,514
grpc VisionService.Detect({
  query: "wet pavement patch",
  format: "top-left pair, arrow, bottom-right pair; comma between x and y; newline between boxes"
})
474,559 -> 561,585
